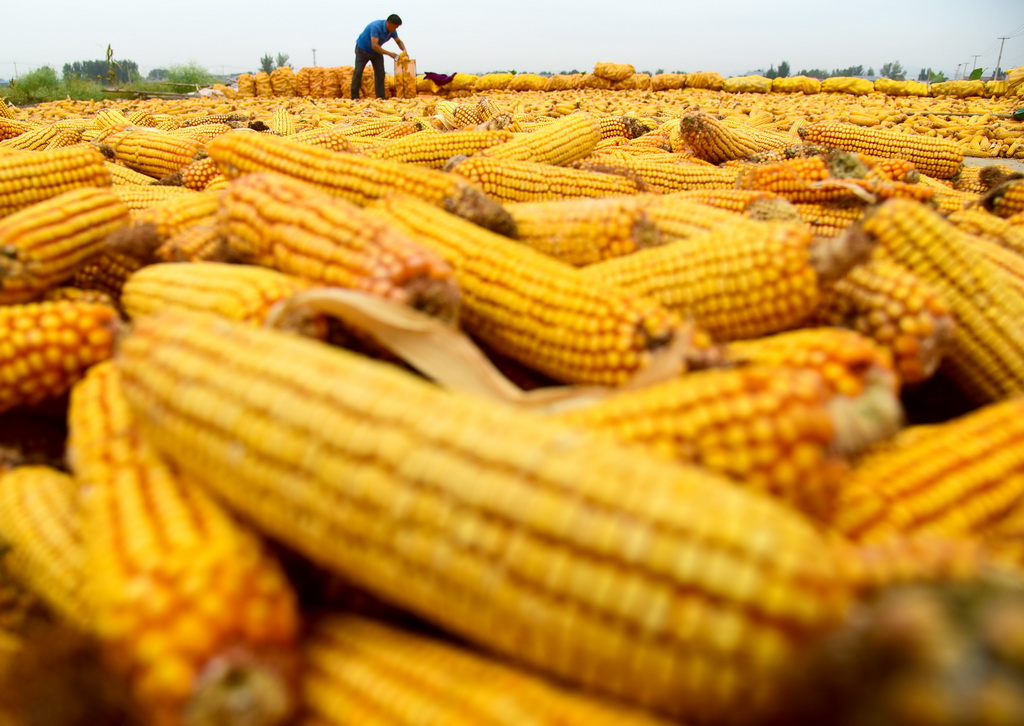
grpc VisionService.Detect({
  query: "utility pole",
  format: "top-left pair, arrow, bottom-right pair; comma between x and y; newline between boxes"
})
970,54 -> 981,76
955,63 -> 962,80
312,48 -> 317,66
994,36 -> 1008,80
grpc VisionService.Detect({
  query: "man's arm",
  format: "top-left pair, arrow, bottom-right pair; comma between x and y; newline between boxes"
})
395,37 -> 407,54
370,36 -> 398,59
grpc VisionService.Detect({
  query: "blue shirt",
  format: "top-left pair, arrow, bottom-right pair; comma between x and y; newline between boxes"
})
356,20 -> 399,53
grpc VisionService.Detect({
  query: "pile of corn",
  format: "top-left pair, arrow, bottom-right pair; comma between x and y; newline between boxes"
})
229,62 -> 1024,103
2,85 -> 1024,726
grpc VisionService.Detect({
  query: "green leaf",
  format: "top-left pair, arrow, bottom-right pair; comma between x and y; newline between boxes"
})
968,67 -> 984,81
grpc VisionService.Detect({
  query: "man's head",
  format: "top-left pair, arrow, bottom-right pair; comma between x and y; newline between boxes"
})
386,14 -> 402,31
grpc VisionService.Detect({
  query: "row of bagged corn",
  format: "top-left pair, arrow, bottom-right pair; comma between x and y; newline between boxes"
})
1,88 -> 1024,725
229,61 -> 1024,101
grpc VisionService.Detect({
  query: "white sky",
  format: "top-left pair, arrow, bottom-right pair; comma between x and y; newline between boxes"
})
2,2 -> 1023,82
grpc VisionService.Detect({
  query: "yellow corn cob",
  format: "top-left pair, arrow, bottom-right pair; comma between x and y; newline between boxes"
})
951,164 -> 1018,194
105,189 -> 221,261
725,327 -> 898,398
206,130 -> 515,235
859,198 -> 1024,402
0,123 -> 80,151
0,466 -> 86,628
477,112 -> 601,166
447,154 -> 642,203
67,361 -> 300,726
574,157 -> 740,193
679,111 -> 796,164
831,396 -> 1024,543
369,194 -> 685,385
116,309 -> 857,725
220,172 -> 460,323
915,175 -> 976,213
811,258 -> 956,385
971,232 -> 1024,288
365,128 -> 514,168
122,261 -> 326,338
580,218 -> 873,342
268,108 -> 297,136
153,219 -> 228,263
596,116 -> 651,141
799,122 -> 964,179
40,285 -> 116,307
110,183 -> 198,210
792,200 -> 867,236
505,196 -> 663,266
286,125 -> 357,152
0,145 -> 111,218
556,364 -> 903,520
105,160 -> 161,186
94,127 -> 205,179
0,118 -> 35,141
160,155 -> 224,190
166,123 -> 234,144
70,249 -> 147,302
947,207 -> 1024,256
0,103 -> 15,121
862,155 -> 921,184
658,188 -> 783,214
0,299 -> 120,413
0,186 -> 130,303
92,108 -> 132,129
635,194 -> 756,241
982,178 -> 1024,218
302,614 -> 677,726
372,120 -> 425,141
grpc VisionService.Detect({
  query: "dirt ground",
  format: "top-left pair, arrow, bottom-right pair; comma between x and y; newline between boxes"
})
962,156 -> 1024,173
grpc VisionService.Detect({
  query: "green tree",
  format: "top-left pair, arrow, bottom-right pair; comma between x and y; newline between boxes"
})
765,64 -> 778,79
260,54 -> 275,74
778,60 -> 790,78
830,65 -> 864,77
879,61 -> 906,80
798,68 -> 829,79
6,66 -> 60,103
62,59 -> 138,84
147,68 -> 168,81
165,61 -> 217,86
276,53 -> 290,69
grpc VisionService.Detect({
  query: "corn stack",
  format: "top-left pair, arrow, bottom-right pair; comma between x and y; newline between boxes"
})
116,309 -> 859,725
67,361 -> 301,726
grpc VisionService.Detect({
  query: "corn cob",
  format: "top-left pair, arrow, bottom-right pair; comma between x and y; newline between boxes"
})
117,309 -> 857,724
0,298 -> 120,413
658,188 -> 783,214
94,127 -> 205,179
205,130 -> 515,235
70,250 -> 147,303
302,614 -> 677,726
831,396 -> 1024,543
67,361 -> 300,726
859,198 -> 1024,402
0,145 -> 111,218
105,189 -> 221,262
154,219 -> 229,263
219,172 -> 460,323
105,160 -> 162,186
557,364 -> 904,520
505,196 -> 663,266
111,183 -> 198,210
596,116 -> 651,141
0,123 -> 79,151
447,155 -> 642,203
0,466 -> 86,628
799,122 -> 964,179
580,218 -> 873,342
267,108 -> 296,136
369,194 -> 686,385
286,125 -> 358,153
477,112 -> 601,166
0,117 -> 37,141
574,158 -> 740,193
157,155 -> 224,190
792,200 -> 867,237
365,128 -> 514,168
982,177 -> 1024,218
0,104 -> 16,121
678,112 -> 796,164
122,261 -> 328,339
952,164 -> 1019,194
0,186 -> 130,303
811,258 -> 956,385
947,207 -> 1024,255
725,327 -> 898,398
634,195 -> 749,242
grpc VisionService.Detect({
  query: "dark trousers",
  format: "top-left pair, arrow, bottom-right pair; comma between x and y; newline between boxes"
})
352,46 -> 386,99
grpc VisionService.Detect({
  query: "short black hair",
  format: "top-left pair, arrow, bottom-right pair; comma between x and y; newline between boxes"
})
387,14 -> 402,25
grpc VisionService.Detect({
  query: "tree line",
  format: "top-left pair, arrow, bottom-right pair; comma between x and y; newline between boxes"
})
760,60 -> 960,83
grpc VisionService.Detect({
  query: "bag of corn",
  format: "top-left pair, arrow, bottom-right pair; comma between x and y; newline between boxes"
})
873,78 -> 930,96
685,72 -> 725,90
771,76 -> 821,94
724,75 -> 772,93
593,62 -> 634,82
651,73 -> 687,91
507,73 -> 547,91
820,76 -> 874,95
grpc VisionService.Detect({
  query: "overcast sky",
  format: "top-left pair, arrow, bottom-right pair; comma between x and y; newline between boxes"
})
2,2 -> 1023,81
